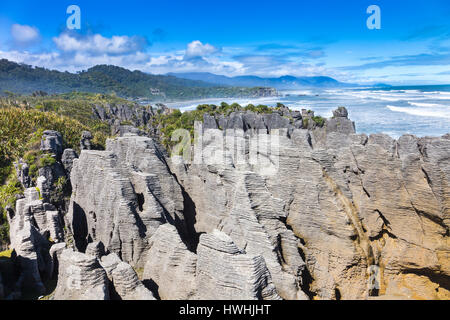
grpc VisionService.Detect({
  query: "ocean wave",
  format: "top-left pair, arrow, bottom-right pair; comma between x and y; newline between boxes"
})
387,105 -> 450,119
408,102 -> 446,108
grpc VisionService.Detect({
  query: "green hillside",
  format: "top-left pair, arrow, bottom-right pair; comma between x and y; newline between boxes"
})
0,59 -> 276,101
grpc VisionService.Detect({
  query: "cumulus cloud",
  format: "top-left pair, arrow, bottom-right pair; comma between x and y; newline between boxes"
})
11,24 -> 40,46
53,33 -> 148,55
0,31 -> 343,80
185,40 -> 219,58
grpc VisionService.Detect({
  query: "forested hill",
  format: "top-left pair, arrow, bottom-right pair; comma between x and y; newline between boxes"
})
0,59 -> 276,101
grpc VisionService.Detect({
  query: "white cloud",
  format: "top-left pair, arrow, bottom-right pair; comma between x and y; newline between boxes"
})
185,40 -> 219,58
0,32 -> 347,80
11,24 -> 40,45
53,33 -> 147,55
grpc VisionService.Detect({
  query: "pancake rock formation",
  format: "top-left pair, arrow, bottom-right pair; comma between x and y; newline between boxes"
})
2,106 -> 448,300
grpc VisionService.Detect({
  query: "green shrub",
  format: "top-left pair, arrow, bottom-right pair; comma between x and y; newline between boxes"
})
39,154 -> 56,167
312,116 -> 325,127
0,105 -> 109,184
54,176 -> 67,191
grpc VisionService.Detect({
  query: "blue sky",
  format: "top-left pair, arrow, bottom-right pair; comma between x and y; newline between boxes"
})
0,0 -> 449,84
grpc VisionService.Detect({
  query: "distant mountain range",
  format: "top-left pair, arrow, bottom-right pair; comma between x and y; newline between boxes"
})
0,59 -> 273,101
168,72 -> 357,89
1,59 -> 386,102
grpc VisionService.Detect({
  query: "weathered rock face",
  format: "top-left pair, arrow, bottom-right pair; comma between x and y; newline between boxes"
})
61,149 -> 78,174
80,131 -> 93,150
169,107 -> 450,300
67,135 -> 187,269
53,249 -> 109,300
8,187 -> 61,296
196,230 -> 281,300
41,130 -> 63,159
171,127 -> 309,300
100,253 -> 155,300
12,106 -> 446,301
37,163 -> 66,203
85,241 -> 106,259
92,104 -> 154,128
14,159 -> 31,188
202,108 -> 303,133
142,224 -> 197,300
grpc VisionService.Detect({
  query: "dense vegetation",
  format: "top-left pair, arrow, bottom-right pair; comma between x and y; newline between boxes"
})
0,59 -> 276,101
0,93 -> 116,245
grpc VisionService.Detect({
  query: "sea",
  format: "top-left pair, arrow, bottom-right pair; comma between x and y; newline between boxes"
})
166,85 -> 450,139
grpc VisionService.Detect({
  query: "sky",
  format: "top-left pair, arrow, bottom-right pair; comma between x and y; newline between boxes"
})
0,0 -> 449,84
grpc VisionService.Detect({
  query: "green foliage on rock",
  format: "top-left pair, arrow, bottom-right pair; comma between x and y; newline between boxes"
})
312,116 -> 325,127
154,102 -> 275,150
39,154 -> 57,168
0,177 -> 23,244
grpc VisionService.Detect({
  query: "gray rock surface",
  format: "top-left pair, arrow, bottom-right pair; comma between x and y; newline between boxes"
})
85,241 -> 106,259
67,135 -> 187,269
61,149 -> 78,174
37,163 -> 66,203
111,262 -> 155,300
14,159 -> 31,188
40,130 -> 63,159
196,230 -> 281,300
92,103 -> 154,128
12,106 -> 446,301
53,249 -> 109,300
143,224 -> 197,300
171,126 -> 309,300
8,187 -> 57,296
100,253 -> 155,300
80,131 -> 93,150
169,107 -> 450,300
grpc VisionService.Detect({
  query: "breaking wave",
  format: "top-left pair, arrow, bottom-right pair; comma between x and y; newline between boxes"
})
387,105 -> 450,119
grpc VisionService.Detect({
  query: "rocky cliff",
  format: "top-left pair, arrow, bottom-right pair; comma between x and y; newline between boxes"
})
2,106 -> 449,300
169,108 -> 449,300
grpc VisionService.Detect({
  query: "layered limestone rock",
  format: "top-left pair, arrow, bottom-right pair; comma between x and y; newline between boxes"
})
196,230 -> 281,300
40,130 -> 63,159
92,103 -> 154,128
169,107 -> 450,300
61,149 -> 78,174
143,224 -> 197,300
80,131 -> 93,150
67,134 -> 186,269
14,159 -> 31,188
202,107 -> 303,133
143,225 -> 281,300
53,249 -> 109,300
8,187 -> 60,296
85,241 -> 106,259
100,253 -> 155,300
171,125 -> 309,300
18,106 -> 445,301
